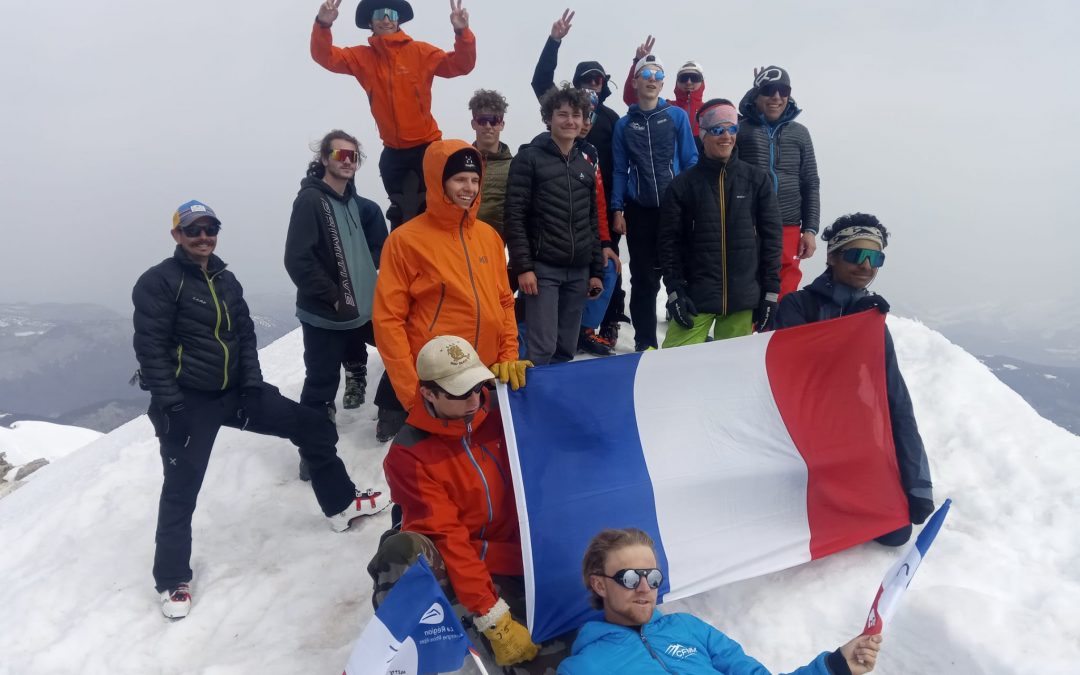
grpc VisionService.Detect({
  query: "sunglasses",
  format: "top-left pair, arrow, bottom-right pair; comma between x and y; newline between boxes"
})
840,248 -> 886,268
439,382 -> 487,401
328,148 -> 360,163
179,223 -> 221,238
473,115 -> 504,127
603,568 -> 664,590
580,73 -> 605,87
759,83 -> 792,98
372,8 -> 399,22
704,124 -> 739,136
638,68 -> 665,82
677,72 -> 703,84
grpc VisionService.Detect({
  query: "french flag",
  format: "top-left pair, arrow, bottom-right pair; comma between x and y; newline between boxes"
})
498,311 -> 911,642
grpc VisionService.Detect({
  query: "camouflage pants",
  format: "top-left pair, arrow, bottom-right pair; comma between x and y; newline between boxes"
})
367,530 -> 575,675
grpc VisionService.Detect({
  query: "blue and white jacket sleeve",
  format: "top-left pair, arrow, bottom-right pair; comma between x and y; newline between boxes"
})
610,118 -> 629,211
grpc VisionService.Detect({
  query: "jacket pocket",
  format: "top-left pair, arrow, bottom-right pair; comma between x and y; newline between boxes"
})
428,283 -> 447,332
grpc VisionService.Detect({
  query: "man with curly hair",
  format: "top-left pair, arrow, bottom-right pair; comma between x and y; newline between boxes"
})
469,89 -> 513,238
503,85 -> 604,366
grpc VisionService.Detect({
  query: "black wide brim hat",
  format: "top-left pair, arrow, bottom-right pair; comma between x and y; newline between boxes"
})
355,0 -> 414,29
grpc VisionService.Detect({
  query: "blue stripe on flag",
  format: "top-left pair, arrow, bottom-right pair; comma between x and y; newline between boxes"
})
506,354 -> 671,642
914,498 -> 951,557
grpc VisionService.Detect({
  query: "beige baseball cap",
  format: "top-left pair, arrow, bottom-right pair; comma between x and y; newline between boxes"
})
416,336 -> 495,396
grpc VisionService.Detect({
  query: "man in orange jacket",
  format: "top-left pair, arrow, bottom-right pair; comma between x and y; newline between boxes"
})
373,139 -> 527,439
368,336 -> 571,672
310,0 -> 476,230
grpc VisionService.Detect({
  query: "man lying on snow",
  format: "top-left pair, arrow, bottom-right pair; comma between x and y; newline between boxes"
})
774,213 -> 934,546
558,528 -> 884,674
367,335 -> 573,673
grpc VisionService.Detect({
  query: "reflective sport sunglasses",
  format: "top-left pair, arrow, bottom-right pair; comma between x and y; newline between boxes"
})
840,248 -> 886,268
473,115 -> 504,127
439,383 -> 487,401
677,72 -> 703,84
179,223 -> 221,238
604,568 -> 664,590
372,8 -> 399,22
328,148 -> 360,163
704,124 -> 739,136
759,83 -> 792,98
638,68 -> 665,81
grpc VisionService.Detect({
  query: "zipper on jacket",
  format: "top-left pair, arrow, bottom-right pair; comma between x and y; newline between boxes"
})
638,628 -> 677,674
458,213 -> 482,346
203,269 -> 230,390
767,124 -> 781,193
428,283 -> 447,332
175,345 -> 183,377
645,110 -> 660,206
461,424 -> 494,561
719,166 -> 728,316
565,153 -> 575,264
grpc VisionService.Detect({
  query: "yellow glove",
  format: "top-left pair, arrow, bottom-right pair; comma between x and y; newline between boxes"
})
490,360 -> 533,391
475,598 -> 540,666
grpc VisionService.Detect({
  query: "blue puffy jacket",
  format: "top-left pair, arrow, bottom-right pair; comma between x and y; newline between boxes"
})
611,100 -> 698,210
558,610 -> 843,674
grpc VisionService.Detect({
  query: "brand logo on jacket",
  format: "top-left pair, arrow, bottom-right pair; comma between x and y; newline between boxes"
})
656,117 -> 670,125
478,256 -> 488,264
191,296 -> 207,305
630,122 -> 646,131
736,194 -> 747,199
664,643 -> 698,659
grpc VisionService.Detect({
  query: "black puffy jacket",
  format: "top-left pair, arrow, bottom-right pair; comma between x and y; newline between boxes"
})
132,248 -> 262,407
736,92 -> 820,232
503,133 -> 603,278
659,153 -> 782,315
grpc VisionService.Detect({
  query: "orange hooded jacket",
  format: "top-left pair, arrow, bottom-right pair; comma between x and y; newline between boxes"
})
384,391 -> 520,616
310,24 -> 476,149
374,140 -> 518,409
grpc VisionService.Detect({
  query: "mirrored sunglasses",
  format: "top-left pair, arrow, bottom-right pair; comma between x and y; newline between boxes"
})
759,83 -> 792,98
372,8 -> 399,22
605,568 -> 664,590
328,148 -> 360,163
677,72 -> 703,84
179,223 -> 221,238
638,68 -> 665,82
473,115 -> 504,127
704,124 -> 739,136
840,248 -> 886,268
439,382 -> 487,401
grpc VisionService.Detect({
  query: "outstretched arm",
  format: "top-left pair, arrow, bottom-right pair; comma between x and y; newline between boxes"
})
310,0 -> 363,77
531,9 -> 573,100
623,35 -> 654,107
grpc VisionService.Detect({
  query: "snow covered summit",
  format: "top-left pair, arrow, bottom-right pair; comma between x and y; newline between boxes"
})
0,320 -> 1077,674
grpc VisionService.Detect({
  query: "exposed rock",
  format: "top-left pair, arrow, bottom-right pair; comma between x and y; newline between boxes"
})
14,458 -> 49,481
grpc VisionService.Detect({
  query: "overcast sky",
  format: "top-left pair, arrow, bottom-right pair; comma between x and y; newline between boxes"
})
2,0 -> 1077,320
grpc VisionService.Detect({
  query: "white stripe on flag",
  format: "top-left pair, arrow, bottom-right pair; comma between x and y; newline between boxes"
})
633,336 -> 813,600
344,618 -> 419,675
497,383 -> 536,631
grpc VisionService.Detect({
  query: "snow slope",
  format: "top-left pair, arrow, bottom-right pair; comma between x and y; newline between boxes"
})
0,319 -> 1078,674
0,420 -> 102,465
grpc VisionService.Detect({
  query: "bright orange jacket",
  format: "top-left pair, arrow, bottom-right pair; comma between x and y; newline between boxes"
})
310,24 -> 476,149
374,140 -> 518,408
384,392 -> 520,616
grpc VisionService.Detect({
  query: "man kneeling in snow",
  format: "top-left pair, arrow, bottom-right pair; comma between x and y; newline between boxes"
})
133,200 -> 390,619
368,335 -> 571,673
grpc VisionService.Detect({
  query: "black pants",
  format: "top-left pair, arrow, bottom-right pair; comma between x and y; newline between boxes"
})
300,321 -> 401,411
379,144 -> 430,231
625,201 -> 663,349
600,225 -> 626,327
148,383 -> 356,592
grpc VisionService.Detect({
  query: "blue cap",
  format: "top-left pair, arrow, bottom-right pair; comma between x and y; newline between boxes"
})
172,200 -> 221,230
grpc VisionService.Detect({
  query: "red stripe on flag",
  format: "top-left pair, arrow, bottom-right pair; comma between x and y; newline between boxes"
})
766,311 -> 909,559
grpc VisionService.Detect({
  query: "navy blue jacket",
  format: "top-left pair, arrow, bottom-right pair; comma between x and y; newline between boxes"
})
611,100 -> 698,210
775,270 -> 934,517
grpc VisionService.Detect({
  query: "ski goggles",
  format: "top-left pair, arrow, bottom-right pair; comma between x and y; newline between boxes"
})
604,568 -> 664,590
637,68 -> 665,82
704,124 -> 739,136
179,222 -> 221,238
438,383 -> 487,400
840,248 -> 886,268
677,72 -> 703,84
327,148 -> 360,163
372,8 -> 399,22
473,115 -> 504,127
758,83 -> 792,98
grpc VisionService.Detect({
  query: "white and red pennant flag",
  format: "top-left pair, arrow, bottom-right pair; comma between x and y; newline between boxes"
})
864,498 -> 952,635
499,311 -> 914,642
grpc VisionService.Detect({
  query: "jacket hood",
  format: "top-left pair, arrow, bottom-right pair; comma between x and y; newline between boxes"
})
423,139 -> 484,229
571,610 -> 664,655
737,88 -> 802,125
573,60 -> 613,103
298,175 -> 356,201
474,141 -> 513,161
675,84 -> 706,108
404,387 -> 495,438
368,27 -> 414,50
628,98 -> 672,117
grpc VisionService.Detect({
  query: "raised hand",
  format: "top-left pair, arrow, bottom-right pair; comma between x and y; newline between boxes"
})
316,0 -> 341,26
551,8 -> 575,41
450,0 -> 470,30
635,35 -> 656,60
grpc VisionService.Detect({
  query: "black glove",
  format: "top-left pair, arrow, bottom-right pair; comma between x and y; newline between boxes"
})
666,289 -> 697,329
238,386 -> 263,430
852,294 -> 891,315
754,292 -> 779,332
908,496 -> 935,525
160,402 -> 191,448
